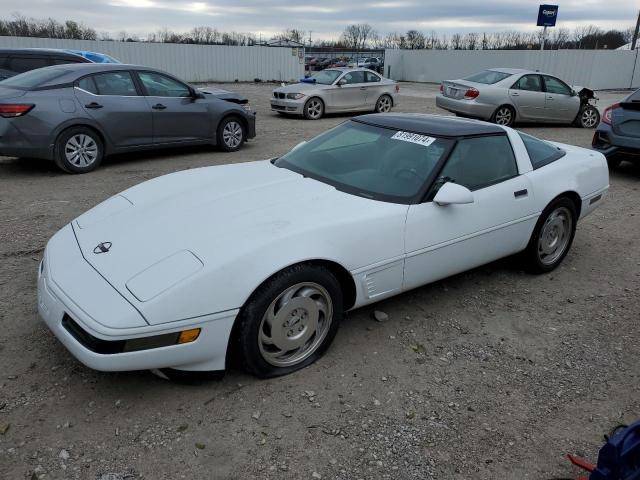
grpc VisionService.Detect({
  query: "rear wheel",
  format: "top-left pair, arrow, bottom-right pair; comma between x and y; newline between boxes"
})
375,95 -> 392,113
522,197 -> 577,273
217,116 -> 245,152
235,264 -> 342,378
303,97 -> 324,120
491,105 -> 515,127
579,105 -> 600,128
54,127 -> 103,174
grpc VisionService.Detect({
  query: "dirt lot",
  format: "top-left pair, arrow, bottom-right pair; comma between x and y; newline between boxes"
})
1,82 -> 639,480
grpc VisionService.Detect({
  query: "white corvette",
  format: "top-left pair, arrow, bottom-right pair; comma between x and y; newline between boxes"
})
38,114 -> 609,379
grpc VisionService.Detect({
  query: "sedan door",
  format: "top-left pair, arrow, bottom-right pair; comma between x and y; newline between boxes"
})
542,75 -> 581,123
136,71 -> 211,144
362,71 -> 386,107
74,71 -> 153,147
508,74 -> 547,120
403,135 -> 537,291
328,71 -> 368,110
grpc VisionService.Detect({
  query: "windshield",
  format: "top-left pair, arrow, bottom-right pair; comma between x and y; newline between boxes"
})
275,121 -> 453,203
463,70 -> 512,84
310,69 -> 342,85
0,68 -> 68,90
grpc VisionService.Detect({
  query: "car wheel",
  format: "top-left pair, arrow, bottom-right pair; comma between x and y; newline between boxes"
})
218,116 -> 245,152
375,95 -> 392,113
54,127 -> 103,174
522,197 -> 577,273
303,97 -> 324,120
579,105 -> 600,128
491,105 -> 515,127
235,264 -> 343,378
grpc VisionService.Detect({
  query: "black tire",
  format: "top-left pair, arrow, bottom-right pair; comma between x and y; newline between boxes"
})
491,105 -> 515,127
578,105 -> 600,128
234,264 -> 343,378
217,116 -> 245,152
303,97 -> 324,120
374,94 -> 393,113
54,126 -> 104,174
522,197 -> 577,274
607,157 -> 622,169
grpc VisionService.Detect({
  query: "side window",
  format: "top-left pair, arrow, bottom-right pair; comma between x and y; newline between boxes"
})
513,75 -> 541,92
365,71 -> 381,83
343,71 -> 365,84
76,76 -> 99,94
436,136 -> 518,191
518,132 -> 565,169
92,72 -> 137,96
8,56 -> 50,73
543,76 -> 571,96
138,71 -> 191,97
52,57 -> 85,65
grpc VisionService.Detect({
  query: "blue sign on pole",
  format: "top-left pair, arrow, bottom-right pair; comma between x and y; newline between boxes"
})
537,4 -> 559,27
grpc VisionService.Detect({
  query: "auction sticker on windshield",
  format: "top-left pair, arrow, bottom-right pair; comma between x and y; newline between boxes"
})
391,131 -> 436,147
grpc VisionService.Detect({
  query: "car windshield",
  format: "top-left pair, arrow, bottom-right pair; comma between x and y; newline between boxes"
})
463,70 -> 513,84
0,68 -> 68,90
274,121 -> 453,203
310,70 -> 342,85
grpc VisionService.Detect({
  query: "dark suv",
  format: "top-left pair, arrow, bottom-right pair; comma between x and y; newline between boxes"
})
0,48 -> 118,80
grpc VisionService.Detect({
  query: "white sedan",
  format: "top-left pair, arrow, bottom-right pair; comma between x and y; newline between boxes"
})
38,114 -> 609,379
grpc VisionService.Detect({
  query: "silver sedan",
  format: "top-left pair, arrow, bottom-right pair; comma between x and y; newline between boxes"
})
271,68 -> 399,120
436,68 -> 600,128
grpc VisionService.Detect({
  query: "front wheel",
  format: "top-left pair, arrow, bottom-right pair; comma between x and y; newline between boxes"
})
522,197 -> 577,273
235,264 -> 343,378
579,105 -> 600,128
217,116 -> 245,152
303,97 -> 324,120
375,95 -> 392,113
491,105 -> 515,127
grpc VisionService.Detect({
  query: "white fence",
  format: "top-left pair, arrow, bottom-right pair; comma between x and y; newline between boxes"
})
384,49 -> 640,90
0,36 -> 305,83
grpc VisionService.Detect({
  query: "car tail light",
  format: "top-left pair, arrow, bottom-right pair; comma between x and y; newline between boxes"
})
0,104 -> 34,118
602,103 -> 619,125
395,84 -> 400,93
463,88 -> 479,99
439,83 -> 444,93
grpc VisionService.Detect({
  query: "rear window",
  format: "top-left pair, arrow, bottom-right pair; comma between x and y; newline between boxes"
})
0,68 -> 68,89
463,70 -> 512,85
8,56 -> 50,73
518,132 -> 565,169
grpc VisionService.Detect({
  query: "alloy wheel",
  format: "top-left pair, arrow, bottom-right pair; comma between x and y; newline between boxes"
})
306,99 -> 323,119
222,121 -> 243,148
581,108 -> 599,128
258,282 -> 333,367
65,134 -> 98,167
494,107 -> 513,126
537,206 -> 573,266
377,96 -> 392,113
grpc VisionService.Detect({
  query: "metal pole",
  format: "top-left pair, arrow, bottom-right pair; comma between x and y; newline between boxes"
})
541,25 -> 547,50
632,10 -> 640,50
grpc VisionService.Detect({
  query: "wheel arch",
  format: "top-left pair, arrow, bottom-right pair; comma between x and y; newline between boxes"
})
52,122 -> 111,156
218,112 -> 249,143
493,103 -> 517,122
551,190 -> 582,218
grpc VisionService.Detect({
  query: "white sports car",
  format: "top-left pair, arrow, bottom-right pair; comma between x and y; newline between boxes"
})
38,114 -> 609,379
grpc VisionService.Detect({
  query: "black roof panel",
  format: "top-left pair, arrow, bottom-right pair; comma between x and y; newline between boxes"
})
353,113 -> 505,137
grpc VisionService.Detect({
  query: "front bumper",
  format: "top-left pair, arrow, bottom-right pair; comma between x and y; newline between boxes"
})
245,112 -> 257,139
270,98 -> 305,115
435,94 -> 496,120
37,225 -> 237,372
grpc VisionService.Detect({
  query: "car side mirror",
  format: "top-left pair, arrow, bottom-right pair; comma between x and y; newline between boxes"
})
192,90 -> 206,100
570,89 -> 577,97
337,79 -> 347,86
433,182 -> 474,206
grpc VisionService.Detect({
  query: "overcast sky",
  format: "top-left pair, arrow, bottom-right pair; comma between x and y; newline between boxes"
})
4,0 -> 638,39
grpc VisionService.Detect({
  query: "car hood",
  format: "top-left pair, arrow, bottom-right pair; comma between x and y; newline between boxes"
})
70,160 -> 406,323
274,82 -> 332,94
198,87 -> 248,103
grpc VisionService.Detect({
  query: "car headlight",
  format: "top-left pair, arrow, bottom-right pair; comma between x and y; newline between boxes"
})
286,93 -> 305,100
242,103 -> 253,112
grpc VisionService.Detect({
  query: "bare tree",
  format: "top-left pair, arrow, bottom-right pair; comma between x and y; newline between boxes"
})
406,30 -> 426,49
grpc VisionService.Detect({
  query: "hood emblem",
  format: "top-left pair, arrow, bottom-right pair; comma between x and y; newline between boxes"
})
93,242 -> 112,254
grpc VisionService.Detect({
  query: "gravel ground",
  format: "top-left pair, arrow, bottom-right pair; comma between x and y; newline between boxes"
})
1,82 -> 639,480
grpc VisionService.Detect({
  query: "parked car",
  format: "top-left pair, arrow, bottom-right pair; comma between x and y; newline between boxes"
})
271,68 -> 399,119
318,57 -> 333,70
0,63 -> 256,173
592,88 -> 640,168
37,114 -> 608,379
357,57 -> 383,73
0,48 -> 119,80
436,68 -> 600,128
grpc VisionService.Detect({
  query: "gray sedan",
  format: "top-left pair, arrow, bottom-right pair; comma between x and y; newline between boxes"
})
436,68 -> 600,128
271,68 -> 399,120
0,64 -> 256,173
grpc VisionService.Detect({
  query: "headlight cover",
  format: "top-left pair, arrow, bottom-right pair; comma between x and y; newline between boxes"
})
242,103 -> 253,112
286,93 -> 305,100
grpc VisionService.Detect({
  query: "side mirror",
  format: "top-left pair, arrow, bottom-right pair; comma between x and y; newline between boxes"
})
433,182 -> 474,206
292,141 -> 306,151
337,78 -> 347,86
192,90 -> 206,100
570,89 -> 577,97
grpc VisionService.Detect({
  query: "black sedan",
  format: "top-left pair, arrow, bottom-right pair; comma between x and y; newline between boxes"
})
592,88 -> 640,167
0,64 -> 256,173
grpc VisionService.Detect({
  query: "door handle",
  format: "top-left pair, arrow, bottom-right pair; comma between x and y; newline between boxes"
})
152,104 -> 167,110
547,96 -> 553,100
514,189 -> 528,198
85,102 -> 103,109
511,92 -> 520,96
359,87 -> 366,90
